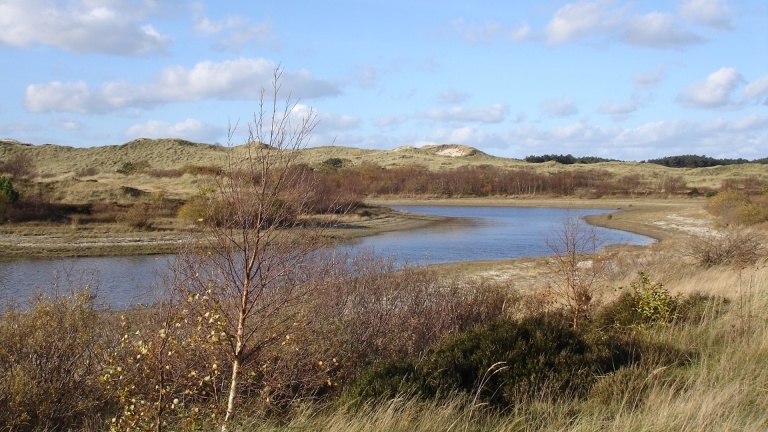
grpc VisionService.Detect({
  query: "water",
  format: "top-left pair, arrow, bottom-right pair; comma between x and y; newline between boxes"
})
0,255 -> 168,309
345,206 -> 653,265
0,206 -> 653,308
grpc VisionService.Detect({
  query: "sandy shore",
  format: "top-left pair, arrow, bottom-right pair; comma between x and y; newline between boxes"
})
0,197 -> 712,260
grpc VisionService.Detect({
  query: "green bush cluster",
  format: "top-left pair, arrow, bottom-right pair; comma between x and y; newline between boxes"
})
346,316 -> 636,407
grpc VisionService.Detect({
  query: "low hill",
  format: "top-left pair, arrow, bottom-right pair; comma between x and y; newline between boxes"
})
1,138 -> 767,204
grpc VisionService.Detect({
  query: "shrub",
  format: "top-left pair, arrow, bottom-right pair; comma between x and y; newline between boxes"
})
630,272 -> 679,326
0,291 -> 113,431
119,202 -> 154,229
0,176 -> 19,204
595,272 -> 679,328
0,154 -> 35,178
116,160 -> 151,175
707,189 -> 766,226
683,231 -> 767,267
347,316 -> 633,407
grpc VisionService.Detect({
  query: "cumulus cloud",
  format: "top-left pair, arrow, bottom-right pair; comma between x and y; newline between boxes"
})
744,75 -> 768,100
125,118 -> 224,142
542,1 -> 708,50
545,0 -> 620,44
192,2 -> 244,35
621,12 -> 705,49
678,67 -> 744,108
24,59 -> 341,113
0,0 -> 171,56
192,1 -> 278,51
543,99 -> 578,117
421,104 -> 509,123
679,0 -> 733,29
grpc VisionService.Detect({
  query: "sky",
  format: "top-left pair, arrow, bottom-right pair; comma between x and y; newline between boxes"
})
1,0 -> 767,161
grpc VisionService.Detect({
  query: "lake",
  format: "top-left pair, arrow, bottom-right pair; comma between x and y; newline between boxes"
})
0,206 -> 653,308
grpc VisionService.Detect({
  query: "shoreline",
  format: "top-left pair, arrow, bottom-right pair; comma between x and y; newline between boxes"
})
367,196 -> 711,242
0,197 -> 710,261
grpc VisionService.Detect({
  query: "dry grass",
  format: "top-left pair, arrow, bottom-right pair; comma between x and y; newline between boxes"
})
229,256 -> 768,432
3,138 -> 767,205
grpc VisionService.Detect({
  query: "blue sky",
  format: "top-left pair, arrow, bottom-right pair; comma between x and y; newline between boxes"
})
1,0 -> 766,161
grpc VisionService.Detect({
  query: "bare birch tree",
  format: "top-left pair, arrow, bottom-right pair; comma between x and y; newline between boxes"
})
172,68 -> 329,429
544,212 -> 607,329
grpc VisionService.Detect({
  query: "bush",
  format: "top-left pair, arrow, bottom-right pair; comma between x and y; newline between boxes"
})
595,274 -> 727,329
707,189 -> 766,226
116,160 -> 151,175
0,154 -> 35,178
683,231 -> 767,267
347,316 -> 635,407
0,176 -> 19,204
0,291 -> 113,431
119,202 -> 154,229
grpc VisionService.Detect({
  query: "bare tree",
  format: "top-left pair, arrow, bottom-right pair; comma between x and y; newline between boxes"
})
544,212 -> 607,329
171,68 -> 330,429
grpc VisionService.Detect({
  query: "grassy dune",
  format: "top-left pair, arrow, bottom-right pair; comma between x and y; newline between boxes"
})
2,138 -> 767,205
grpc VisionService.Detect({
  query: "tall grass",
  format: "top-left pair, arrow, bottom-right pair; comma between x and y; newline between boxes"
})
234,260 -> 768,432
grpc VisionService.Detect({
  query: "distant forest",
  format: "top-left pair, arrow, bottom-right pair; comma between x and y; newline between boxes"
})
525,153 -> 768,168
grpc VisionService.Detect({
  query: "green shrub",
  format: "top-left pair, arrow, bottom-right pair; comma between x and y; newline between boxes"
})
631,272 -> 678,325
347,316 -> 634,407
0,176 -> 19,204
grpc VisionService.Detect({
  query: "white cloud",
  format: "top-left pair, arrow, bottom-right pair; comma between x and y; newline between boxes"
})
0,0 -> 171,56
53,117 -> 85,131
634,65 -> 665,90
507,115 -> 768,160
545,1 -> 620,44
438,91 -> 471,104
507,23 -> 534,42
421,104 -> 509,123
679,0 -> 732,29
678,67 -> 744,108
621,12 -> 705,49
125,119 -> 223,143
375,115 -> 408,128
192,2 -> 243,35
24,59 -> 341,113
744,75 -> 768,99
422,126 -> 495,147
451,18 -> 533,44
192,1 -> 277,52
543,99 -> 578,117
598,99 -> 638,120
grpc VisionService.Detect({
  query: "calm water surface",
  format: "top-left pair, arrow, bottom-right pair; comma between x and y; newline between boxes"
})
347,206 -> 652,265
0,206 -> 653,308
